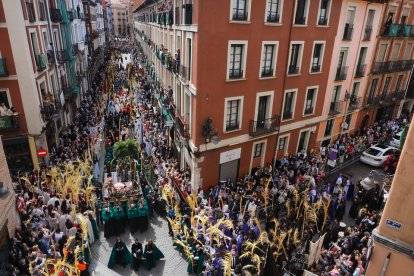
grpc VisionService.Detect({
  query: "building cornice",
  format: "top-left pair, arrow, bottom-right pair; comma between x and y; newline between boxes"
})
372,228 -> 414,258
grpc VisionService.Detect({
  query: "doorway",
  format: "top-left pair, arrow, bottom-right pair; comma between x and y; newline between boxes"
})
297,130 -> 310,153
219,159 -> 240,182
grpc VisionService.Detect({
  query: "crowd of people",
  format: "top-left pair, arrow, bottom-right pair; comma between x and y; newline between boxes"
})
4,34 -> 412,276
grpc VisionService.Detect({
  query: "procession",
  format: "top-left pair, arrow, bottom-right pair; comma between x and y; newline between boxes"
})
3,34 -> 409,276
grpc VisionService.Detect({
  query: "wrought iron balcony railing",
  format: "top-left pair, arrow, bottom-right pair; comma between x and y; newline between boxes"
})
229,69 -> 243,79
35,53 -> 47,72
57,50 -> 69,64
0,116 -> 19,130
329,101 -> 344,115
267,13 -> 280,23
261,68 -> 274,77
232,10 -> 248,21
355,64 -> 366,77
343,24 -> 354,40
363,25 -> 373,41
50,8 -> 63,23
348,97 -> 361,111
335,66 -> 348,81
249,116 -> 281,137
288,65 -> 299,75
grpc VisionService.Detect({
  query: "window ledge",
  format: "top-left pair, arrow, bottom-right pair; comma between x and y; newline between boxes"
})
264,22 -> 282,26
281,118 -> 294,123
259,76 -> 276,80
229,20 -> 251,25
223,128 -> 242,134
316,25 -> 330,28
226,78 -> 247,82
293,24 -> 308,27
302,113 -> 315,118
287,73 -> 301,77
309,71 -> 322,75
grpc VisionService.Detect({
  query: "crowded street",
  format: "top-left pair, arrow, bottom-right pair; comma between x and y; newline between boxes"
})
4,37 -> 410,276
2,1 -> 414,275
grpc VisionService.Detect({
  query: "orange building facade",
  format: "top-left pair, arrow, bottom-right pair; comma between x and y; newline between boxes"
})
134,0 -> 346,190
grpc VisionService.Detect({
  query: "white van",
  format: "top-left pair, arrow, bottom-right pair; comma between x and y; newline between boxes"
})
389,131 -> 403,148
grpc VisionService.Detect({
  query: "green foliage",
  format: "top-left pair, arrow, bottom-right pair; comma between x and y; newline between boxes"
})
113,139 -> 139,160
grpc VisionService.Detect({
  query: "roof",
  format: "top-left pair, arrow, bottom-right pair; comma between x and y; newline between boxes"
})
107,2 -> 127,8
134,0 -> 156,13
132,0 -> 144,11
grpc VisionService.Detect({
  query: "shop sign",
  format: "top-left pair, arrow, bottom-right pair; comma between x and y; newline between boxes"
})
219,148 -> 241,164
385,219 -> 402,230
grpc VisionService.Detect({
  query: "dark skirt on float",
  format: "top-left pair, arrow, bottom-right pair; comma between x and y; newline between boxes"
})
127,206 -> 139,233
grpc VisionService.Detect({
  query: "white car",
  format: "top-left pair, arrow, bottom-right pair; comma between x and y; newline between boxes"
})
360,144 -> 399,167
389,131 -> 403,148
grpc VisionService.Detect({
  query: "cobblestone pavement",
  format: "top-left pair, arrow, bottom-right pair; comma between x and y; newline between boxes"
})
90,215 -> 189,276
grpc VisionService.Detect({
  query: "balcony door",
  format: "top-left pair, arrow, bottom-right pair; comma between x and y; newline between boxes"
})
297,130 -> 310,153
257,96 -> 269,128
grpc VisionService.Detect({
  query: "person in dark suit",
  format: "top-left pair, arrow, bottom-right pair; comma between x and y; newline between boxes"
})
131,238 -> 144,271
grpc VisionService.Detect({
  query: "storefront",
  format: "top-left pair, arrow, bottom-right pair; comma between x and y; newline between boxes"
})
3,136 -> 33,175
218,148 -> 241,182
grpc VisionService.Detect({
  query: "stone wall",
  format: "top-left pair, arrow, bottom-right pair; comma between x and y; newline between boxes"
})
0,136 -> 19,236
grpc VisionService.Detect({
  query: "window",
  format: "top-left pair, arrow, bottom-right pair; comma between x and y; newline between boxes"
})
254,142 -> 264,158
403,42 -> 413,60
356,47 -> 367,77
278,136 -> 289,153
367,79 -> 378,103
288,42 -> 303,75
324,119 -> 334,137
0,90 -> 11,109
382,77 -> 392,97
345,114 -> 352,126
363,10 -> 375,41
282,90 -> 296,120
343,7 -> 355,40
304,87 -> 317,115
390,43 -> 401,61
395,75 -> 403,92
311,42 -> 324,73
225,98 -> 242,131
261,43 -> 277,77
294,0 -> 308,25
266,0 -> 281,23
232,0 -> 248,21
317,0 -> 330,26
228,42 -> 247,79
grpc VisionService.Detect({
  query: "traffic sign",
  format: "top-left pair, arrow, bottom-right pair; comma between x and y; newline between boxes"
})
37,148 -> 48,158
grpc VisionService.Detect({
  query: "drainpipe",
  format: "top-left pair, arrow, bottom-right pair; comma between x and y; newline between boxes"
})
272,3 -> 296,168
380,253 -> 391,276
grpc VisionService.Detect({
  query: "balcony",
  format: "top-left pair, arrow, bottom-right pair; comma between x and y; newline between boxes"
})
0,116 -> 19,131
348,97 -> 361,111
67,10 -> 74,21
50,8 -> 63,23
229,69 -> 243,79
372,61 -> 389,74
0,58 -> 8,77
335,66 -> 348,81
343,24 -> 353,40
35,53 -> 47,72
73,44 -> 79,55
355,64 -> 366,77
261,68 -> 274,77
363,26 -> 372,41
47,52 -> 55,64
267,13 -> 280,23
56,50 -> 69,64
232,10 -> 248,21
26,2 -> 36,22
249,116 -> 281,137
288,65 -> 299,75
311,64 -> 321,73
175,116 -> 189,139
372,60 -> 414,74
329,101 -> 344,115
40,104 -> 58,121
179,64 -> 189,81
393,90 -> 406,100
62,85 -> 75,100
318,16 -> 328,26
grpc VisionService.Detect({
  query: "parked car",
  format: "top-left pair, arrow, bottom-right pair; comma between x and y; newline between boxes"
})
360,144 -> 399,167
389,130 -> 403,148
